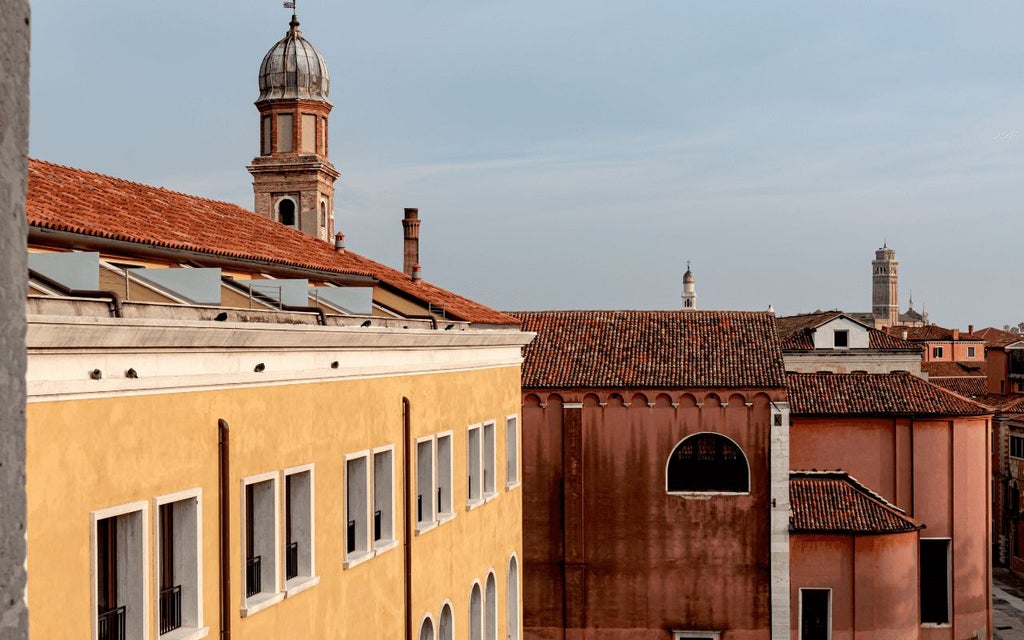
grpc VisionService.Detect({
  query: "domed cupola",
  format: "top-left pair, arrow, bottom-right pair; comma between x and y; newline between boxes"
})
247,9 -> 340,243
257,14 -> 330,104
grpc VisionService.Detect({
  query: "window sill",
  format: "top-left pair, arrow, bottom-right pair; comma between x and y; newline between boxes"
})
465,498 -> 484,511
415,520 -> 438,535
921,623 -> 952,628
437,512 -> 456,524
160,626 -> 210,640
375,538 -> 399,554
505,481 -> 521,491
666,491 -> 750,499
484,491 -> 498,503
241,591 -> 284,617
284,575 -> 320,598
343,549 -> 374,569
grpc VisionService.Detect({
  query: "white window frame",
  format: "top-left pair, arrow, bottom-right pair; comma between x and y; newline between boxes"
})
436,432 -> 455,522
833,329 -> 849,349
438,600 -> 455,640
344,451 -> 372,568
467,424 -> 483,509
282,464 -> 318,596
798,587 -> 832,640
92,500 -> 150,640
932,346 -> 944,358
967,345 -> 976,358
240,471 -> 282,617
153,488 -> 207,640
418,613 -> 436,640
507,554 -> 520,640
469,581 -> 483,640
373,445 -> 398,552
416,436 -> 437,533
485,571 -> 498,640
506,415 -> 520,490
483,421 -> 497,499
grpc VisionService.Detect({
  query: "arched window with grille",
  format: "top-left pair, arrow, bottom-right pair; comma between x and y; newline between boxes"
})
666,432 -> 749,494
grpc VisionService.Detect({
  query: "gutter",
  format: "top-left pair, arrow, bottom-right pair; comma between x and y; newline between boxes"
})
29,267 -> 123,317
219,419 -> 231,640
403,397 -> 413,640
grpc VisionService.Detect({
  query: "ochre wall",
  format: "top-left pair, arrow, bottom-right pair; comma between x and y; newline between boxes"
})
27,365 -> 523,639
523,388 -> 784,640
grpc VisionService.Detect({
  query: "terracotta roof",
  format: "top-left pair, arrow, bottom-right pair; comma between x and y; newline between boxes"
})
930,377 -> 987,399
790,471 -> 923,535
776,311 -> 918,351
787,372 -> 991,417
974,327 -> 1024,348
922,361 -> 987,378
884,325 -> 984,342
26,159 -> 517,326
509,310 -> 786,389
974,393 -> 1024,414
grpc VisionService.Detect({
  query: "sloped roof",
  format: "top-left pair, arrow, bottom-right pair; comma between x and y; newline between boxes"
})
974,393 -> 1024,415
790,471 -> 923,535
776,311 -> 918,351
885,325 -> 984,342
922,361 -> 987,378
509,310 -> 786,389
929,377 -> 987,399
787,372 -> 991,417
974,327 -> 1024,348
26,159 -> 516,326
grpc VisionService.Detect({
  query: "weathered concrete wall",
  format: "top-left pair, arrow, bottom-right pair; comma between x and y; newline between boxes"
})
0,0 -> 29,638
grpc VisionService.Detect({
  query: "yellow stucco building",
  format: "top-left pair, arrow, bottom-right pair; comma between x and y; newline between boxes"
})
24,12 -> 531,636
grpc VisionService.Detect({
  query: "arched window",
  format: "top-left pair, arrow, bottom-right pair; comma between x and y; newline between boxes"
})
485,572 -> 497,640
666,433 -> 749,493
419,616 -> 434,640
507,556 -> 520,640
320,200 -> 328,228
469,583 -> 482,640
439,603 -> 453,640
278,198 -> 296,227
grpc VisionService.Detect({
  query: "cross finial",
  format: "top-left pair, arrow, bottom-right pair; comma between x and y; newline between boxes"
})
283,1 -> 299,30
686,260 -> 691,271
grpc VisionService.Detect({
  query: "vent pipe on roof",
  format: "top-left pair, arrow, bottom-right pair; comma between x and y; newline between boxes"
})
402,208 -> 420,279
334,231 -> 346,253
411,262 -> 422,284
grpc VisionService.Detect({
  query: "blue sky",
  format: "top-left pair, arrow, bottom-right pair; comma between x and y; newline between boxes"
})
30,1 -> 1024,329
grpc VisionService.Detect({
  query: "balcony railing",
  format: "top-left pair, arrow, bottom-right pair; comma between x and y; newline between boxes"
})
286,541 -> 299,580
159,584 -> 182,634
98,605 -> 126,640
245,555 -> 261,597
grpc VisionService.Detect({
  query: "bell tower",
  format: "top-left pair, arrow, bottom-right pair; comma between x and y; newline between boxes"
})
681,261 -> 697,310
247,10 -> 339,241
871,243 -> 899,327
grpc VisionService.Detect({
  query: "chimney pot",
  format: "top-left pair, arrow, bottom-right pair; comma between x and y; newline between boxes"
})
402,208 -> 421,277
334,231 -> 346,253
411,262 -> 422,283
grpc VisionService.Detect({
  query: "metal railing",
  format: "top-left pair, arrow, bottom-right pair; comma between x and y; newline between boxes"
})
98,605 -> 126,640
245,555 -> 262,597
159,585 -> 182,634
286,541 -> 299,580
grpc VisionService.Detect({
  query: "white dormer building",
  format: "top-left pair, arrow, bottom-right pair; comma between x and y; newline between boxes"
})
777,311 -> 923,375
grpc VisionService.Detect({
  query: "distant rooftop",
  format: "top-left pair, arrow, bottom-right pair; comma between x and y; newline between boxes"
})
790,471 -> 923,535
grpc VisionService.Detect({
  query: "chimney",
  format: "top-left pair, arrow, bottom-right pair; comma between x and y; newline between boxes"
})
411,262 -> 422,283
952,329 -> 959,341
334,231 -> 346,253
968,324 -> 974,335
402,208 -> 420,278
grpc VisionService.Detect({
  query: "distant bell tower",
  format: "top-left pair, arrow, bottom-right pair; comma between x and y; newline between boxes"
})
871,243 -> 899,326
681,261 -> 697,310
247,9 -> 339,242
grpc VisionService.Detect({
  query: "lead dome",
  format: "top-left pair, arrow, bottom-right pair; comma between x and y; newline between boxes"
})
257,15 -> 330,103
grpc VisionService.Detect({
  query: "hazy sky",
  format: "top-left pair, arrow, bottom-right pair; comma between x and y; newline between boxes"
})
29,2 -> 1024,329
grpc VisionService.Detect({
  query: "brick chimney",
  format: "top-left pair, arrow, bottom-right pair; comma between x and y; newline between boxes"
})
402,208 -> 420,278
952,329 -> 959,340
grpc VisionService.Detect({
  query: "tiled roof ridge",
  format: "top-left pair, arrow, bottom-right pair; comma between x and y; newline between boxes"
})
791,470 -> 909,515
29,157 -> 244,210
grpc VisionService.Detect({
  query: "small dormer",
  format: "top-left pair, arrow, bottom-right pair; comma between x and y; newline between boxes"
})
811,315 -> 871,350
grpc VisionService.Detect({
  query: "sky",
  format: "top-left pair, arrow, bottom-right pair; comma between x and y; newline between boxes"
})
29,1 -> 1024,330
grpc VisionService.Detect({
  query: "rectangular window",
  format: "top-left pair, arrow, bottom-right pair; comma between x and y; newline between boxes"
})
483,421 -> 497,496
93,502 -> 147,640
277,114 -> 293,153
284,466 -> 314,588
242,473 -> 280,613
800,588 -> 831,640
833,330 -> 848,348
417,438 -> 435,528
932,346 -> 944,358
301,114 -> 316,153
345,455 -> 369,560
467,424 -> 482,505
506,416 -> 519,487
261,116 -> 272,155
155,490 -> 202,637
920,538 -> 951,624
373,448 -> 394,545
967,346 -> 976,358
436,434 -> 453,517
1011,435 -> 1024,460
